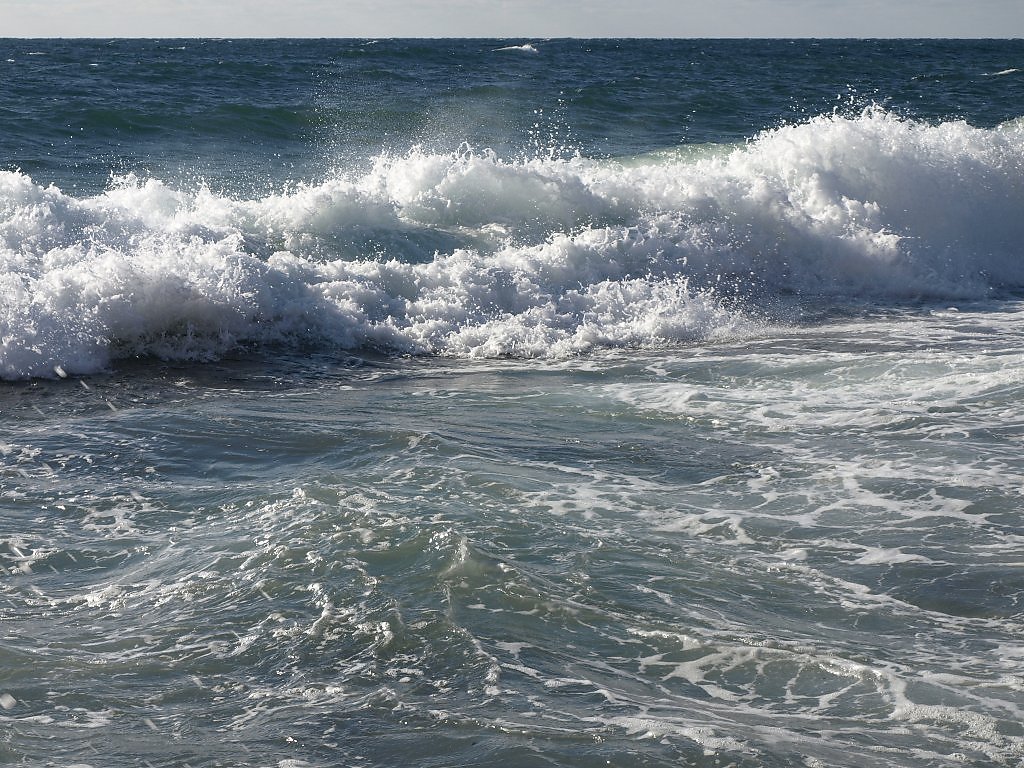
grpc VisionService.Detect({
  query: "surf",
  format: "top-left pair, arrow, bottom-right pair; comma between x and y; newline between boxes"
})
2,107 -> 1023,379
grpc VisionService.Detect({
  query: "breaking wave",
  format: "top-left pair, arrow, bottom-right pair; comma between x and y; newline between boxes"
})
3,107 -> 1024,379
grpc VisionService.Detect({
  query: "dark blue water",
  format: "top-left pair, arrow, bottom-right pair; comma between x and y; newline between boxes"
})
4,39 -> 1023,193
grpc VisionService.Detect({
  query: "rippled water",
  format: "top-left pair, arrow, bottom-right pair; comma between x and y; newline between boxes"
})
3,303 -> 1023,766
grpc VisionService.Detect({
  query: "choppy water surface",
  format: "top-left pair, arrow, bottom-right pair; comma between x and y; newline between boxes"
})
5,304 -> 1024,766
2,39 -> 1024,767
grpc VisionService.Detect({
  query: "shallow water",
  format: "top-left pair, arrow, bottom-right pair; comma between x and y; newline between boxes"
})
4,304 -> 1024,766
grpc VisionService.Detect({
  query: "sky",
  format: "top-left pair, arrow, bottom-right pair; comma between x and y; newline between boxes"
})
2,0 -> 1022,39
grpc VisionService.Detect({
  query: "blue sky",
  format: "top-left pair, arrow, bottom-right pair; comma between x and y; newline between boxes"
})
4,0 -> 1022,38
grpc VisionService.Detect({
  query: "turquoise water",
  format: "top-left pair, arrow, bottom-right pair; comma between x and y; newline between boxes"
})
2,39 -> 1024,767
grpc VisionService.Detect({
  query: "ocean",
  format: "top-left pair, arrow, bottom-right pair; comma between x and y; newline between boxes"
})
2,38 -> 1024,767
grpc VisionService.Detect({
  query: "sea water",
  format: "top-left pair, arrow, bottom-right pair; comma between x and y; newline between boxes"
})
1,39 -> 1024,767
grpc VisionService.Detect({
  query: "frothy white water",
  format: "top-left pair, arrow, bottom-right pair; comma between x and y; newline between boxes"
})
494,43 -> 539,54
2,108 -> 1023,379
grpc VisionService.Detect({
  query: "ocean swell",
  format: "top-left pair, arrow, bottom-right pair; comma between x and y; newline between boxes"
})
2,108 -> 1023,379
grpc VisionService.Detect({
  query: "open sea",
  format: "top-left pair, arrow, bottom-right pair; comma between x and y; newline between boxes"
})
2,38 -> 1024,767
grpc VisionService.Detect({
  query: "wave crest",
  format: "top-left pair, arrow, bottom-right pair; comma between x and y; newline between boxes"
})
2,108 -> 1023,378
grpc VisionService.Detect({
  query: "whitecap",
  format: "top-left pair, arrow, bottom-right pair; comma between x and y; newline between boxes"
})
494,44 -> 539,54
3,107 -> 1024,379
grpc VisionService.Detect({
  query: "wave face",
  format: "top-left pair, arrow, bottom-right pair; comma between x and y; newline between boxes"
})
3,108 -> 1024,379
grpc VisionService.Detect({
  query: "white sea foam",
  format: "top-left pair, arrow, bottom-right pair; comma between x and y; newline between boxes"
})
2,108 -> 1023,378
494,44 -> 539,54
